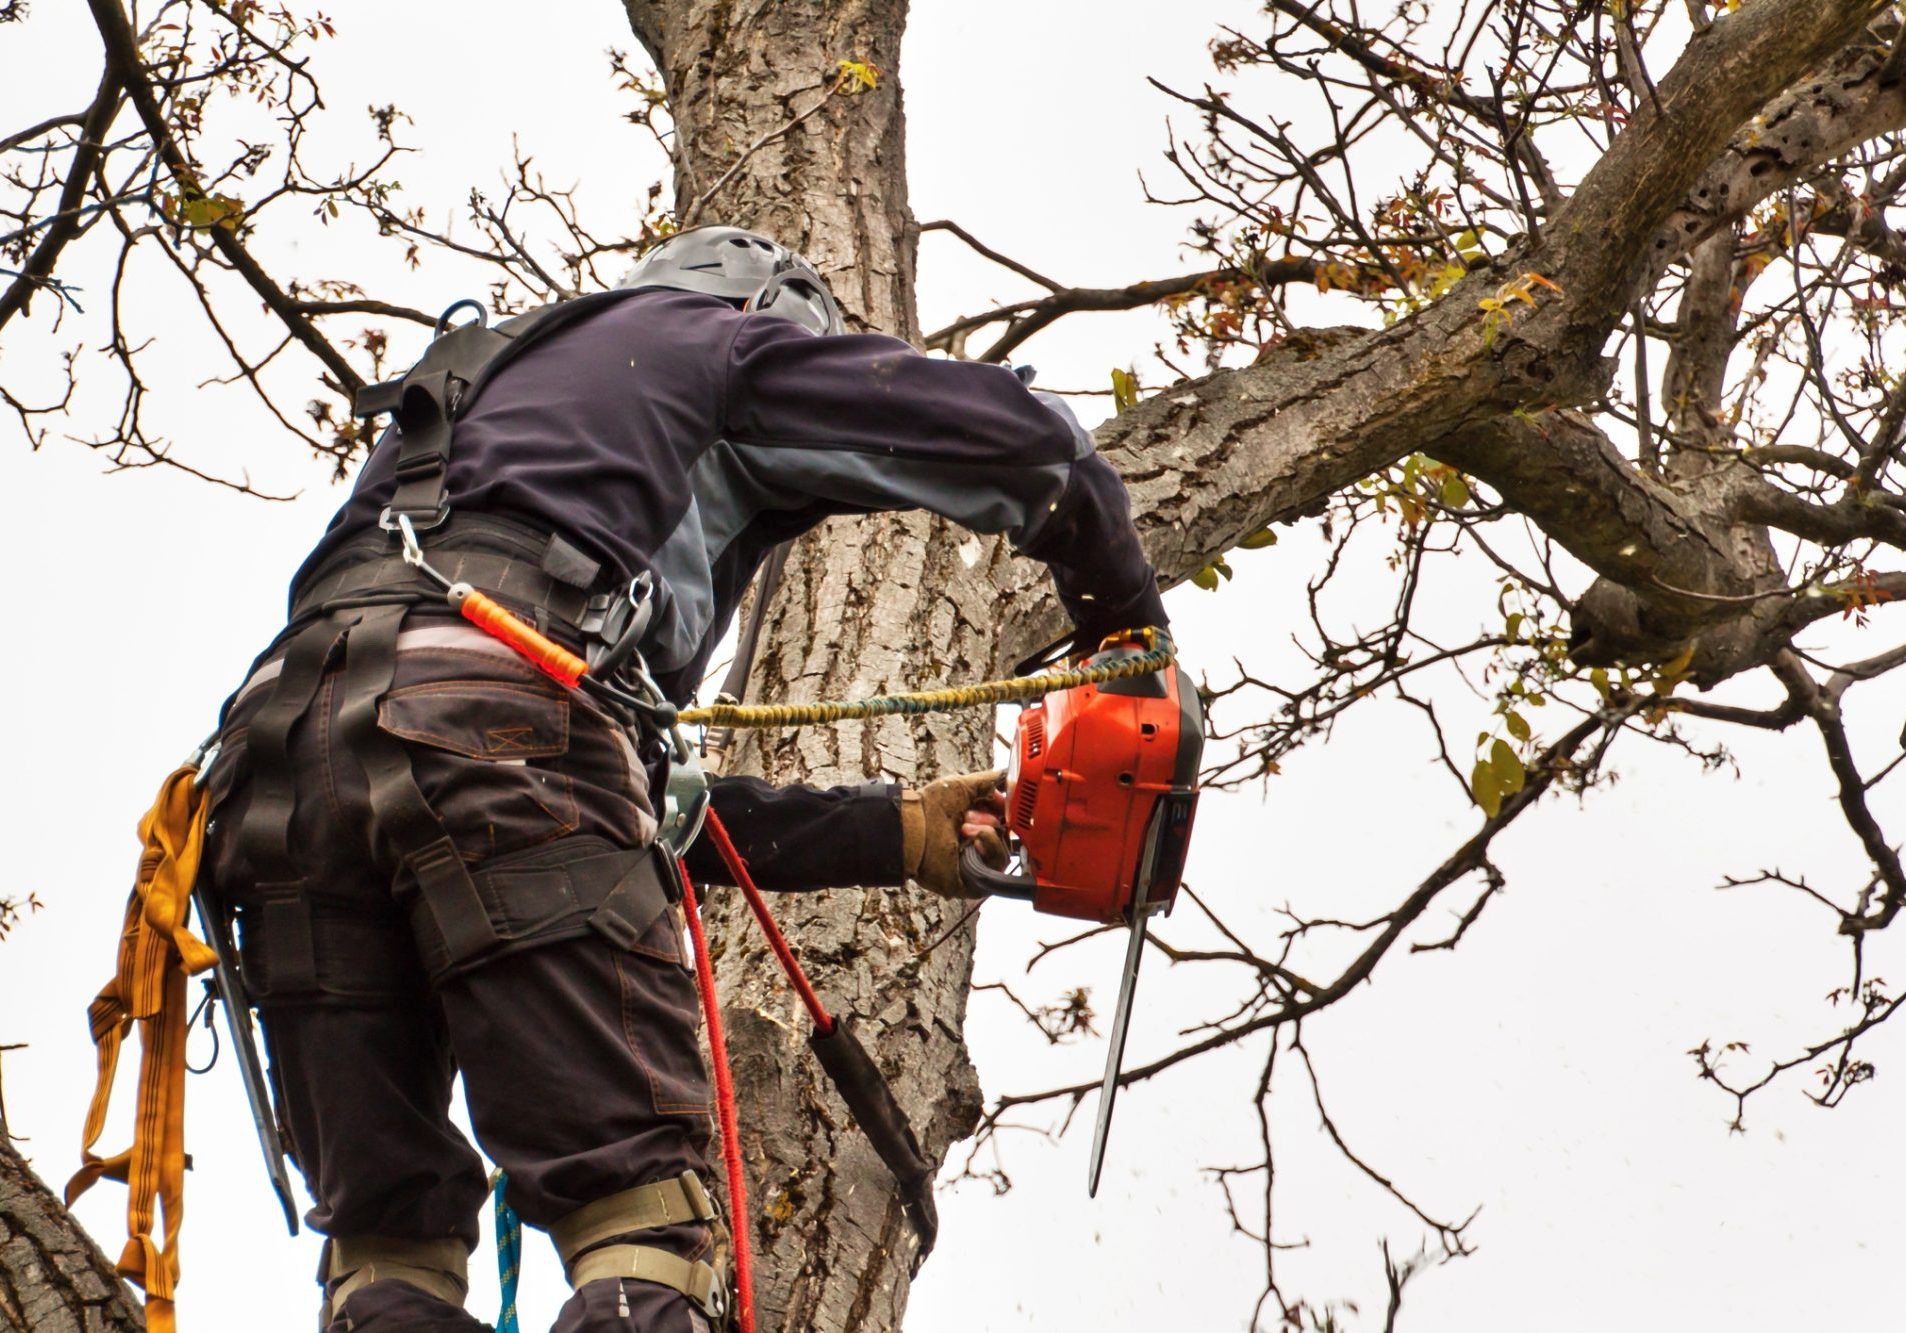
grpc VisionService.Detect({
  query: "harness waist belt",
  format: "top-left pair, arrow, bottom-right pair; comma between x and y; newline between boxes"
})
290,548 -> 599,628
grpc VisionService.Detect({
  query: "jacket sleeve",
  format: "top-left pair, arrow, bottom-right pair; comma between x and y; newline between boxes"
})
723,317 -> 1169,642
683,775 -> 908,891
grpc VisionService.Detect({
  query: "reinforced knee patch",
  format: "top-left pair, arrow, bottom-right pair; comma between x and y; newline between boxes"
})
318,1234 -> 470,1326
551,1171 -> 726,1322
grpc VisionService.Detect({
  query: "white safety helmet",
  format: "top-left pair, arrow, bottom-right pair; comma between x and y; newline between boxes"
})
617,226 -> 845,336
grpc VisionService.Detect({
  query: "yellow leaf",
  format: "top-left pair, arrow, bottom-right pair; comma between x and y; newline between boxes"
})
1504,710 -> 1531,742
1189,555 -> 1232,591
1237,526 -> 1279,550
1490,739 -> 1526,795
836,59 -> 880,92
165,188 -> 245,233
1653,644 -> 1696,694
1471,759 -> 1503,818
1425,262 -> 1467,299
1111,367 -> 1139,412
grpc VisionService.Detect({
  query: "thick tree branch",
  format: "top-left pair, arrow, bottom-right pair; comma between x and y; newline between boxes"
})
1541,0 -> 1886,337
1648,31 -> 1906,284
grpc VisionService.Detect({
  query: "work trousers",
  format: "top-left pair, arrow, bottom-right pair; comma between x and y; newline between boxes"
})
204,626 -> 717,1332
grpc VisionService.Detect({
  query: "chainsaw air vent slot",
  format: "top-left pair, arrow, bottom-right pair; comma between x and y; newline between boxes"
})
1013,778 -> 1039,828
1024,713 -> 1045,757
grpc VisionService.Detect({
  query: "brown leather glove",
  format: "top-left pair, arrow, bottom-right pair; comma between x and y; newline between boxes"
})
901,770 -> 1008,898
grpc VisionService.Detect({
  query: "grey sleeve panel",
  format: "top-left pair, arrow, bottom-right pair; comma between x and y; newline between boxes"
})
640,443 -> 765,675
639,438 -> 1072,675
1029,390 -> 1097,461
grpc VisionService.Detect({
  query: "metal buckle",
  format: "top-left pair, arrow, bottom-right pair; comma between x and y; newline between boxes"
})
377,503 -> 451,534
679,1170 -> 717,1222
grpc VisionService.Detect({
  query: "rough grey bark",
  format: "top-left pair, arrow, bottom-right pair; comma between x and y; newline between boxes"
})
0,1138 -> 142,1333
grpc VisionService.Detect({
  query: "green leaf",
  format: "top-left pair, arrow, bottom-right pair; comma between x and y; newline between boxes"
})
1590,666 -> 1610,700
1237,526 -> 1279,550
1111,367 -> 1139,412
1471,759 -> 1503,818
1504,710 -> 1531,742
1504,611 -> 1524,640
1490,739 -> 1526,795
1437,472 -> 1471,508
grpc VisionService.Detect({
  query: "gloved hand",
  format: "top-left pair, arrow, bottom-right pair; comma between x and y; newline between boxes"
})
901,770 -> 1008,898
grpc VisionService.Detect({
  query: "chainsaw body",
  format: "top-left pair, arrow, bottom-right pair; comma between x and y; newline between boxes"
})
961,638 -> 1203,1193
963,641 -> 1203,923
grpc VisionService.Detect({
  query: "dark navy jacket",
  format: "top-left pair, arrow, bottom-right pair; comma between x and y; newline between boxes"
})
299,287 -> 1168,888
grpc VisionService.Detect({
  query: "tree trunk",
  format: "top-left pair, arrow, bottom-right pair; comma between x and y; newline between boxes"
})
0,1137 -> 143,1332
622,3 -> 995,1330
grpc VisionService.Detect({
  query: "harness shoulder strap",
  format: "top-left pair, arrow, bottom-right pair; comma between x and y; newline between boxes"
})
353,290 -> 644,532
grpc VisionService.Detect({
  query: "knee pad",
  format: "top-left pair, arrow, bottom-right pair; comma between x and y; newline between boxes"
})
551,1171 -> 727,1323
318,1234 -> 470,1327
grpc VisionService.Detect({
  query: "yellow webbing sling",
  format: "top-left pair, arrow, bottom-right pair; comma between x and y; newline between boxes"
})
65,764 -> 220,1333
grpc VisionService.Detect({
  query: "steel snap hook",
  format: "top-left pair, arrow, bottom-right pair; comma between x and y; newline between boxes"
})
433,298 -> 489,337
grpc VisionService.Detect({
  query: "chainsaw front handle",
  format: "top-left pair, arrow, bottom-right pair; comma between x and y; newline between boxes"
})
959,844 -> 1035,900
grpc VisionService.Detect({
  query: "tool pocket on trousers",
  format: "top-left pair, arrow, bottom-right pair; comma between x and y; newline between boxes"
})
377,679 -> 580,863
617,943 -> 712,1117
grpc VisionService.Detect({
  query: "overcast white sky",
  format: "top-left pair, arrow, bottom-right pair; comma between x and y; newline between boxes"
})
4,3 -> 1904,1330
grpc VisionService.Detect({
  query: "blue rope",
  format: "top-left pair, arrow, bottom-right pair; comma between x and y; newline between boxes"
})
490,1169 -> 523,1333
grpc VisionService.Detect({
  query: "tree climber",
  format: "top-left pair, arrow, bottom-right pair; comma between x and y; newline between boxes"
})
198,225 -> 1170,1333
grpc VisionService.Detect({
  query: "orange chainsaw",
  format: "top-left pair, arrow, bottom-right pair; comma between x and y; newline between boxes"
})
961,632 -> 1203,1193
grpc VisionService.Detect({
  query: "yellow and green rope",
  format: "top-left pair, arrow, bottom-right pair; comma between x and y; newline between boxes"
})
676,644 -> 1174,730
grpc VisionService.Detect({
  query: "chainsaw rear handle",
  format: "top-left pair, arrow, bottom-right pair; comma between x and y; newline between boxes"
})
959,844 -> 1035,900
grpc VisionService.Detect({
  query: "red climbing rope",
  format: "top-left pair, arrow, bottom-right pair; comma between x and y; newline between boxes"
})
679,807 -> 853,1332
703,808 -> 836,1036
678,858 -> 755,1333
